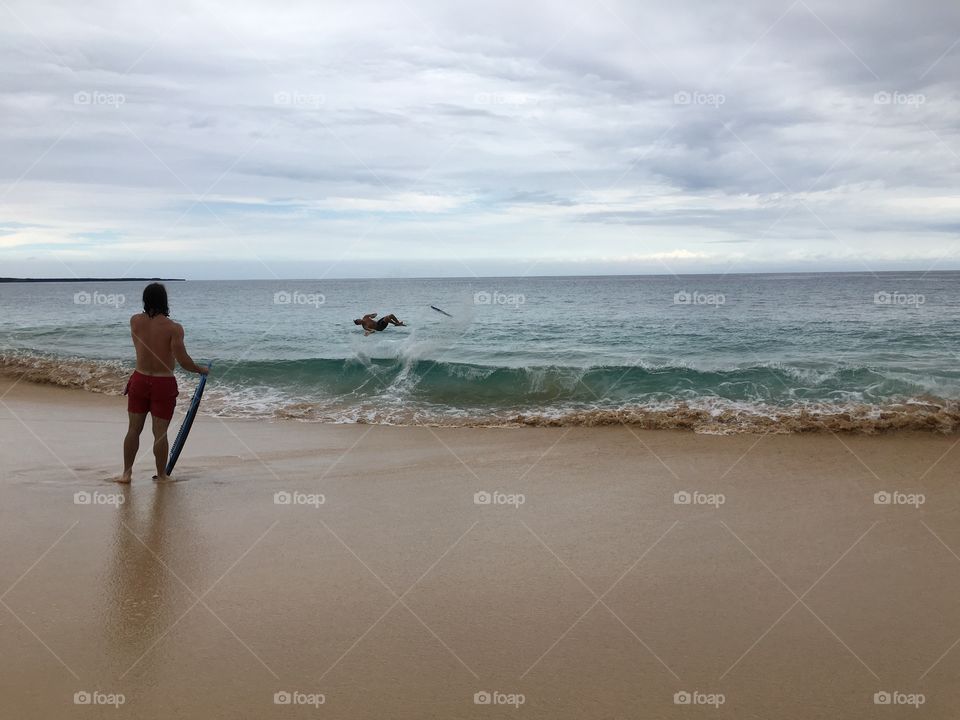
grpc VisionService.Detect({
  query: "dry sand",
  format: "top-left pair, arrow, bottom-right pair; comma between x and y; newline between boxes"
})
1,377 -> 959,718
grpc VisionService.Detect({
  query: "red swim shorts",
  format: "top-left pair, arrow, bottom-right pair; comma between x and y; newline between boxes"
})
125,371 -> 178,420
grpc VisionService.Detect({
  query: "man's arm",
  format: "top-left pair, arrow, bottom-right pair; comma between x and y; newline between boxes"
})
171,324 -> 209,374
363,313 -> 377,319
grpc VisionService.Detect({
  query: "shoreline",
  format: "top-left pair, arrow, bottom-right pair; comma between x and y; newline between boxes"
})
2,354 -> 958,435
0,277 -> 186,283
2,377 -> 960,717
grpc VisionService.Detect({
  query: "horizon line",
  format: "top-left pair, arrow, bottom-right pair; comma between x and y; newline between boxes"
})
3,268 -> 958,283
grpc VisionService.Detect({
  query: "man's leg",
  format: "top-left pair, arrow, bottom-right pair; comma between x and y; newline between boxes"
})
119,412 -> 147,483
151,415 -> 172,481
385,314 -> 405,326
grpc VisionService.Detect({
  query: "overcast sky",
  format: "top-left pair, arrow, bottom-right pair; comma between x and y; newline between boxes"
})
2,0 -> 959,279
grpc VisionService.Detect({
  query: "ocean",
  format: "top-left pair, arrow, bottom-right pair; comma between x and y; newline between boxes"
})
2,272 -> 958,433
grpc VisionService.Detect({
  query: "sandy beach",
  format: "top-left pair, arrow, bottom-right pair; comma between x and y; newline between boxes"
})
1,377 -> 959,718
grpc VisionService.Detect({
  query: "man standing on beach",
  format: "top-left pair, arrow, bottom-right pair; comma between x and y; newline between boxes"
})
119,283 -> 209,483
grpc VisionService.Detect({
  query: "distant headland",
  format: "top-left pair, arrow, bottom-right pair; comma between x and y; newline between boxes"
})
0,278 -> 186,283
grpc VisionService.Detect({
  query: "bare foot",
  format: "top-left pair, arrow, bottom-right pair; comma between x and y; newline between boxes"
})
116,470 -> 132,484
153,473 -> 176,483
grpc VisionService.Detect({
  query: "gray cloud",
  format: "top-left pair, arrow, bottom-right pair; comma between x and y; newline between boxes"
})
1,0 -> 958,278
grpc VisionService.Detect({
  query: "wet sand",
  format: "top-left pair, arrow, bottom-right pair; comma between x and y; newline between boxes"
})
1,377 -> 959,718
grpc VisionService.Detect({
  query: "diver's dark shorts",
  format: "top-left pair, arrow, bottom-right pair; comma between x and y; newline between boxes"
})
375,318 -> 390,331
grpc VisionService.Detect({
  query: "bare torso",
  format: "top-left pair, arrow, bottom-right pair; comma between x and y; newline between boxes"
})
130,313 -> 180,376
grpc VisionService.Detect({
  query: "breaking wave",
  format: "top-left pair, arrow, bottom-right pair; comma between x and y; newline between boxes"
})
1,351 -> 957,434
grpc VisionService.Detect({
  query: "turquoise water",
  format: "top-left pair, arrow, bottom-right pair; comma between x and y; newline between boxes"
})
2,273 -> 958,431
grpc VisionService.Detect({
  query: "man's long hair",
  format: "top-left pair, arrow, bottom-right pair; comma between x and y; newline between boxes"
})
142,283 -> 169,317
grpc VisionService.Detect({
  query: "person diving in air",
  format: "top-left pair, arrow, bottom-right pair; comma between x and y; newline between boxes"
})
354,312 -> 407,336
